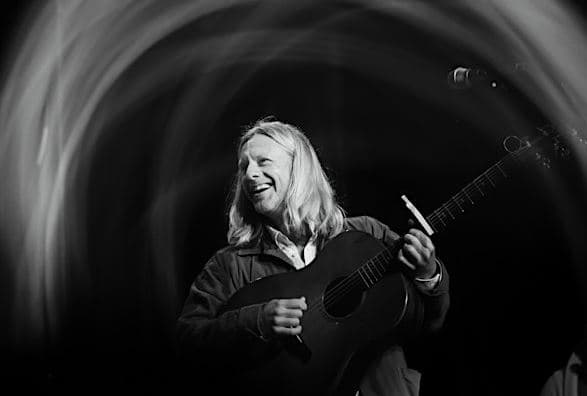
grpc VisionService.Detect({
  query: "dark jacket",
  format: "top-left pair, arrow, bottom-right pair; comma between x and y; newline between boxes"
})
177,216 -> 449,395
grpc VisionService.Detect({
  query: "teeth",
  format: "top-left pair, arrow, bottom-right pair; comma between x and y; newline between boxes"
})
252,184 -> 270,193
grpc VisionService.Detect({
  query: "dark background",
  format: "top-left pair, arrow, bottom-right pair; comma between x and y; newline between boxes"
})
2,1 -> 587,395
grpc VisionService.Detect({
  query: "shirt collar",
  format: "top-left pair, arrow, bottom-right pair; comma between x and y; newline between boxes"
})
265,223 -> 318,248
236,223 -> 318,256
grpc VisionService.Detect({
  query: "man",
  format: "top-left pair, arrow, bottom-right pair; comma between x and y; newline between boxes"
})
540,326 -> 587,396
177,119 -> 449,395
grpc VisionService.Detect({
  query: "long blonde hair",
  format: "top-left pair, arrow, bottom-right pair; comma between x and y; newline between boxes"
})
227,119 -> 345,246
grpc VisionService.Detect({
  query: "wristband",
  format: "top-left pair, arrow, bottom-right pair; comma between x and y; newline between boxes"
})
415,260 -> 442,283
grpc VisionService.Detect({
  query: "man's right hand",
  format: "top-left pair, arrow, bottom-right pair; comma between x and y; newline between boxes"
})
259,297 -> 307,338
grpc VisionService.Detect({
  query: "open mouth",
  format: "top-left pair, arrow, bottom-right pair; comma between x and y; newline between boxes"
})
250,183 -> 271,196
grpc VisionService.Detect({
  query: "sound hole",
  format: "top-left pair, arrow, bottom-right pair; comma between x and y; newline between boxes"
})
323,276 -> 364,319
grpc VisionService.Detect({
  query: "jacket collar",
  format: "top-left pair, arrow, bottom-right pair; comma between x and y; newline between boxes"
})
236,230 -> 291,265
235,223 -> 333,261
236,227 -> 318,268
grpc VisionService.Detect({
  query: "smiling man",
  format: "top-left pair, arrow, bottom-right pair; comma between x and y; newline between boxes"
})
177,119 -> 449,396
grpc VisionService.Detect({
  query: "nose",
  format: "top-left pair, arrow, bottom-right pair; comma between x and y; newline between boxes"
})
244,161 -> 260,180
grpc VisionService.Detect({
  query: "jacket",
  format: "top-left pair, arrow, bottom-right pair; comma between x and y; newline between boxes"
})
177,216 -> 450,395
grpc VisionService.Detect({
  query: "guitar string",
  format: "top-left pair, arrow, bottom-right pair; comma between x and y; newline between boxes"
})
306,261 -> 375,315
305,255 -> 382,314
429,131 -> 554,228
313,252 -> 396,315
303,143 -> 535,316
428,152 -> 518,220
304,163 -> 514,315
306,172 -> 512,316
305,250 -> 392,315
426,166 -> 505,228
426,148 -> 527,227
427,161 -> 511,223
428,136 -> 544,225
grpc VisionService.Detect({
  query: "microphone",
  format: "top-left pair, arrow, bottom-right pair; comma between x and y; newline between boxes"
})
447,67 -> 489,90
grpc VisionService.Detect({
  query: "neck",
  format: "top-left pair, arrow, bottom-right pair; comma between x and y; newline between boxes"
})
265,217 -> 309,246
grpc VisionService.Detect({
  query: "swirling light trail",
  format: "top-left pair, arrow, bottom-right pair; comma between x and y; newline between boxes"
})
0,0 -> 586,349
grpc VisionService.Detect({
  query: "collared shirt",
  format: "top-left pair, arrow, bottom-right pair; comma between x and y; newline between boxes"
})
265,225 -> 318,270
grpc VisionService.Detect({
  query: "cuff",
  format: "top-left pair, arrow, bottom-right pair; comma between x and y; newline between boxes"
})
238,303 -> 269,342
414,259 -> 443,294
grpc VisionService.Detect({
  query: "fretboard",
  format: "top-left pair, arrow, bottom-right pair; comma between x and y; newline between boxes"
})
425,139 -> 536,234
353,132 -> 546,289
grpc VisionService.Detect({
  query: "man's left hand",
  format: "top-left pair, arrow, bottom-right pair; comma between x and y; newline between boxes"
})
398,228 -> 437,279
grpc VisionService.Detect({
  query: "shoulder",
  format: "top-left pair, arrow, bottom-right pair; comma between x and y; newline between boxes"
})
345,216 -> 398,235
193,245 -> 247,290
199,245 -> 241,273
216,244 -> 240,257
344,216 -> 400,243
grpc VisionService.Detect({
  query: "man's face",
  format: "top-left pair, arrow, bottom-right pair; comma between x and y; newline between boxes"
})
239,134 -> 292,226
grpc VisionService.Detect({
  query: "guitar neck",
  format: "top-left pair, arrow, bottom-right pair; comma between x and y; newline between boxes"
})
359,128 -> 558,283
359,141 -> 534,283
424,138 -> 536,234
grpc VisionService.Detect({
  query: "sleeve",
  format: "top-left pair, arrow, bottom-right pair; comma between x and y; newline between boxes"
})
539,370 -> 564,396
345,216 -> 450,334
176,252 -> 266,368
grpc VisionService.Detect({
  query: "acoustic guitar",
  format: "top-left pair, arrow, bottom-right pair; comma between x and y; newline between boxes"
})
220,125 -> 571,395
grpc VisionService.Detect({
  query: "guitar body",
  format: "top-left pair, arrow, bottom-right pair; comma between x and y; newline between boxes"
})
221,231 -> 421,396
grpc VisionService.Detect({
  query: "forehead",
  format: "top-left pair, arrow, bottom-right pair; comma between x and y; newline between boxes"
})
240,134 -> 289,159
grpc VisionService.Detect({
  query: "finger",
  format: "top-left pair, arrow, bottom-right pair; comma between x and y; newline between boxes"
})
404,233 -> 423,250
398,249 -> 416,270
402,244 -> 422,264
281,298 -> 307,310
282,309 -> 304,318
274,316 -> 300,327
274,306 -> 304,318
273,325 -> 302,336
408,228 -> 435,250
405,234 -> 432,259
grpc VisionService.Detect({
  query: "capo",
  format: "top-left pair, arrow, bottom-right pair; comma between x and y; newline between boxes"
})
401,195 -> 434,236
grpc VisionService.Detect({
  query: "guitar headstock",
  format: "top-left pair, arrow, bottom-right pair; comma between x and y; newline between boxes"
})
504,123 -> 583,169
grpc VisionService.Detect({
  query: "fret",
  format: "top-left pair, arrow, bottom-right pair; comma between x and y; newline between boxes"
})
375,263 -> 384,279
369,261 -> 383,278
477,178 -> 488,190
416,131 -> 546,240
360,266 -> 374,286
442,205 -> 455,220
380,248 -> 393,264
366,262 -> 379,281
372,256 -> 384,274
496,163 -> 508,178
463,189 -> 474,204
451,197 -> 464,213
425,216 -> 440,232
373,261 -> 385,278
473,179 -> 485,196
364,266 -> 375,285
484,172 -> 496,187
373,256 -> 387,274
436,211 -> 447,226
356,268 -> 370,288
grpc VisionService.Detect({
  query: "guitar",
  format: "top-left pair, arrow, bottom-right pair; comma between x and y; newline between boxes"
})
220,124 -> 571,396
